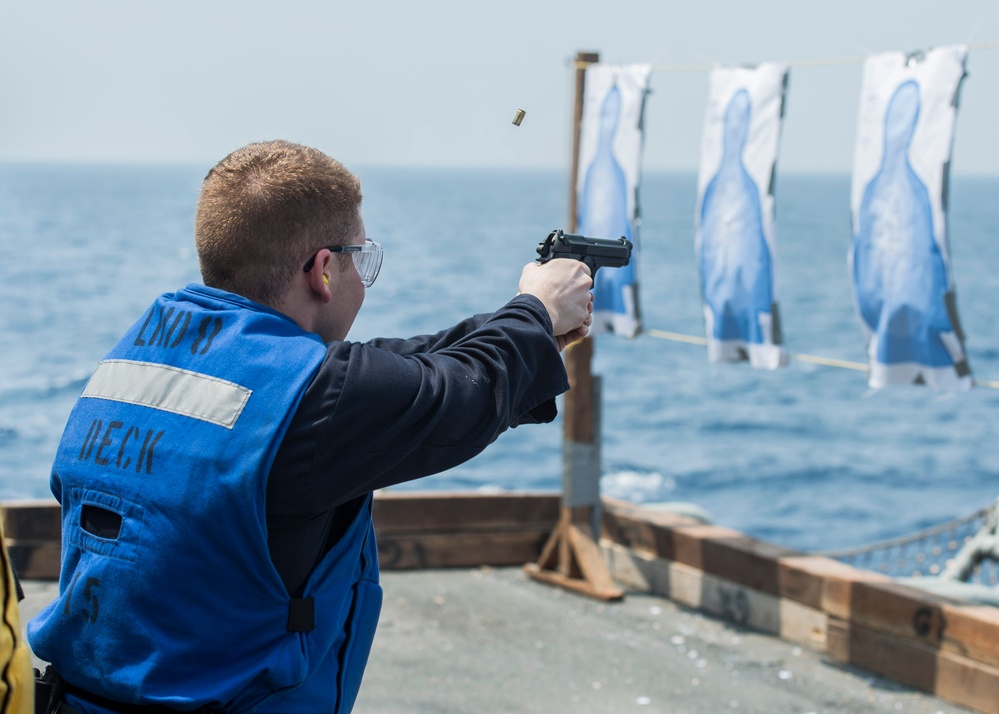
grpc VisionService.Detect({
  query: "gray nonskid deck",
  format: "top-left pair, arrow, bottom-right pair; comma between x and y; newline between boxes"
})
20,568 -> 969,714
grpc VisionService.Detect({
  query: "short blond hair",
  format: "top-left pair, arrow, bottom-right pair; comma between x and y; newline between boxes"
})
194,140 -> 363,305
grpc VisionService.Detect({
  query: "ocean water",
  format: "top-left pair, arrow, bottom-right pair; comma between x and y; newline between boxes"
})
1,163 -> 997,554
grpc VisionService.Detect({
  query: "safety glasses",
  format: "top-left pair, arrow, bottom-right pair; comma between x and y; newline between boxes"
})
303,238 -> 383,287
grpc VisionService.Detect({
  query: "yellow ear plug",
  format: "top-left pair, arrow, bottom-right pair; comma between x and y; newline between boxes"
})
323,274 -> 329,286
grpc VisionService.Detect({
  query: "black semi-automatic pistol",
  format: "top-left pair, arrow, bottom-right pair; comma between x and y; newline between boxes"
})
535,229 -> 633,279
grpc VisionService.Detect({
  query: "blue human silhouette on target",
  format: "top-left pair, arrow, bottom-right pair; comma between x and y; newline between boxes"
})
853,80 -> 954,368
579,84 -> 636,320
699,89 -> 773,345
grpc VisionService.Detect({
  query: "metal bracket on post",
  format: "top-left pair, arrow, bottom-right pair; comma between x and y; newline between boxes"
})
525,339 -> 624,601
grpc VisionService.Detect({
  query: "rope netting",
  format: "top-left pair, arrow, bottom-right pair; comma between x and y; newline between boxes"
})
814,501 -> 999,585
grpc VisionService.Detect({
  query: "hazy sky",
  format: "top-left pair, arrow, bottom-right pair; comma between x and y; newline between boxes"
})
3,0 -> 998,173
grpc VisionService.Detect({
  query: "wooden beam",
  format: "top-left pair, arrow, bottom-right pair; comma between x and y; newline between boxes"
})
6,541 -> 60,582
606,499 -> 999,672
840,579 -> 999,670
828,617 -> 999,713
2,500 -> 62,580
603,500 -> 896,611
373,493 -> 562,570
1,499 -> 60,541
562,337 -> 594,444
379,531 -> 551,571
603,543 -> 829,652
568,50 -> 599,235
373,491 -> 559,533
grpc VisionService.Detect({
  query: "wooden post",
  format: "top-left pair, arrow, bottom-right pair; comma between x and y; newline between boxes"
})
525,51 -> 624,602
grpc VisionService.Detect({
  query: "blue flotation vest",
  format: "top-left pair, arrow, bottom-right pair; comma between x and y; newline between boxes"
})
28,285 -> 383,714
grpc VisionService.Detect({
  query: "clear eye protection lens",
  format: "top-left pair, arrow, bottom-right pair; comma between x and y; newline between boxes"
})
353,240 -> 383,287
309,239 -> 383,287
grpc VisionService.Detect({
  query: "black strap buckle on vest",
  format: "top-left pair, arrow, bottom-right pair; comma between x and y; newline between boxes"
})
287,596 -> 315,632
34,666 -> 64,714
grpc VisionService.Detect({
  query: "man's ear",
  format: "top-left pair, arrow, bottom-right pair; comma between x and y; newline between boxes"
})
305,249 -> 332,302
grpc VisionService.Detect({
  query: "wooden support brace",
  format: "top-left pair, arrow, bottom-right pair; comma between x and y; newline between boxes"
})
526,506 -> 624,601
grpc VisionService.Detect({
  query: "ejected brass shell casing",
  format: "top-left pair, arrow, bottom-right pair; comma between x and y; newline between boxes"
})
512,109 -> 526,126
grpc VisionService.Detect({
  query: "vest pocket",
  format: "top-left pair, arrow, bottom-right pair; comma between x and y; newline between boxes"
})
69,489 -> 141,562
82,504 -> 122,539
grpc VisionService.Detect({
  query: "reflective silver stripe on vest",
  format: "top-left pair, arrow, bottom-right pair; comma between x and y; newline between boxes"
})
81,359 -> 252,429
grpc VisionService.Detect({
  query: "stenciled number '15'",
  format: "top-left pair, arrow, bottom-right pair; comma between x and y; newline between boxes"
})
64,573 -> 101,624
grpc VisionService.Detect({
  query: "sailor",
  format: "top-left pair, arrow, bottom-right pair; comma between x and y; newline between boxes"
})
28,140 -> 593,713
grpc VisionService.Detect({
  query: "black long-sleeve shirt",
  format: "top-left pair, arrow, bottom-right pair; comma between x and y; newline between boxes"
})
266,295 -> 569,594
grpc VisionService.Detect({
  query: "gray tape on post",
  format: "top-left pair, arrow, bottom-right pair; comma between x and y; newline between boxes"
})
563,441 -> 600,507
